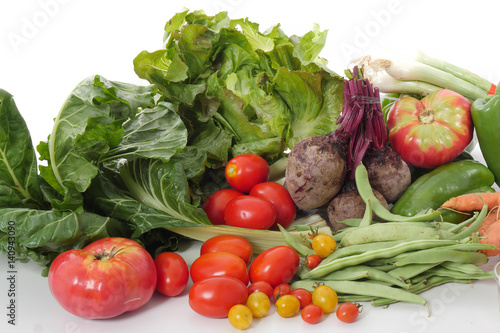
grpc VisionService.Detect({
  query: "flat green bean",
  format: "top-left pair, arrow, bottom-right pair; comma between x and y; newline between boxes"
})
440,261 -> 490,275
291,280 -> 428,307
323,240 -> 405,264
449,202 -> 488,240
301,239 -> 458,279
278,224 -> 316,257
321,265 -> 410,288
388,263 -> 439,281
358,198 -> 373,227
339,224 -> 451,247
355,164 -> 442,222
394,248 -> 488,267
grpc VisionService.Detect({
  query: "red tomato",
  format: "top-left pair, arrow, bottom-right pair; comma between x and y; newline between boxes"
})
48,237 -> 157,319
154,252 -> 189,297
249,182 -> 296,230
202,189 -> 244,225
387,89 -> 473,169
189,276 -> 248,318
290,288 -> 313,308
306,254 -> 322,270
273,283 -> 292,300
248,246 -> 299,287
301,304 -> 323,324
200,234 -> 253,265
336,302 -> 361,323
224,195 -> 276,230
190,252 -> 249,285
225,154 -> 270,193
247,281 -> 274,299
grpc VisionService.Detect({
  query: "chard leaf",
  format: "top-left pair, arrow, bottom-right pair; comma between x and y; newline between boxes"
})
291,23 -> 328,65
0,208 -> 130,270
102,102 -> 187,163
118,158 -> 211,227
0,89 -> 44,208
37,75 -> 155,200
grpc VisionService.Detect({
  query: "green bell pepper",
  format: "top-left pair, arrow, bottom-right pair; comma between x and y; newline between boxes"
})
391,160 -> 495,223
471,90 -> 500,186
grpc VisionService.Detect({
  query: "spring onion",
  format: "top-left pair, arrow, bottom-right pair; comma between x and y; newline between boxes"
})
355,53 -> 492,100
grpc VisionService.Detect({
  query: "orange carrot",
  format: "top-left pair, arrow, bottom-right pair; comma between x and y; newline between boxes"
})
441,192 -> 500,212
479,219 -> 500,256
478,208 -> 500,235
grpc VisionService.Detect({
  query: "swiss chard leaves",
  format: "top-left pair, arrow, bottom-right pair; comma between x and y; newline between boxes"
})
0,89 -> 44,209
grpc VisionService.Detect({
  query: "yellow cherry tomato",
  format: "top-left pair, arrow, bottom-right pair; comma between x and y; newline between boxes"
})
275,294 -> 301,318
312,234 -> 337,258
312,285 -> 338,314
228,304 -> 253,330
246,291 -> 271,318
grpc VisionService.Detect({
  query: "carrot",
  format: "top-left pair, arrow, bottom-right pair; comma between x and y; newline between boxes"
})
441,192 -> 500,212
478,208 -> 500,235
479,219 -> 500,257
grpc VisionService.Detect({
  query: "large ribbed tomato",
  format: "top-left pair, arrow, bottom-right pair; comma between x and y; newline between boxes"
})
386,89 -> 473,169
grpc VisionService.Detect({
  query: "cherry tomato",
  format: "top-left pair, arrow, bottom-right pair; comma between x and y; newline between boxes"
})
301,304 -> 323,324
190,252 -> 249,285
202,189 -> 244,225
189,276 -> 248,318
249,182 -> 296,230
246,291 -> 271,318
306,254 -> 322,270
275,294 -> 301,318
312,285 -> 338,314
48,237 -> 156,319
224,195 -> 276,230
273,283 -> 292,300
336,302 -> 361,323
290,288 -> 312,308
225,154 -> 270,193
154,252 -> 189,297
247,281 -> 274,299
249,246 -> 300,287
312,234 -> 337,258
228,304 -> 253,330
200,234 -> 253,265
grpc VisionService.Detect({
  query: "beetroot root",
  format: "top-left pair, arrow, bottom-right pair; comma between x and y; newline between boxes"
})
327,182 -> 389,231
285,133 -> 346,210
363,145 -> 411,204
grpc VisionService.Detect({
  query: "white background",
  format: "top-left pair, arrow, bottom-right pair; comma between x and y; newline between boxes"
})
1,0 -> 500,332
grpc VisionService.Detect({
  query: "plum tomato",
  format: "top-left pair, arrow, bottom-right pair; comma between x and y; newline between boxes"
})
202,189 -> 244,225
336,302 -> 361,323
247,281 -> 274,299
249,246 -> 299,287
200,234 -> 253,265
290,288 -> 313,308
249,182 -> 296,230
154,252 -> 189,297
189,276 -> 248,318
224,195 -> 276,230
48,237 -> 157,319
190,251 -> 249,285
225,154 -> 270,193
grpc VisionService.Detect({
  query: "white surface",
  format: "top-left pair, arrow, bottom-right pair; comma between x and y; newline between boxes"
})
2,0 -> 500,332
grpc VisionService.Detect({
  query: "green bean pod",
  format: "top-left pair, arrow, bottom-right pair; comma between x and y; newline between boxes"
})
355,164 -> 442,222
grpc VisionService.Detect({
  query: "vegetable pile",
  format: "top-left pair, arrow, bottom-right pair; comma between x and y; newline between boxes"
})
1,7 -> 500,328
